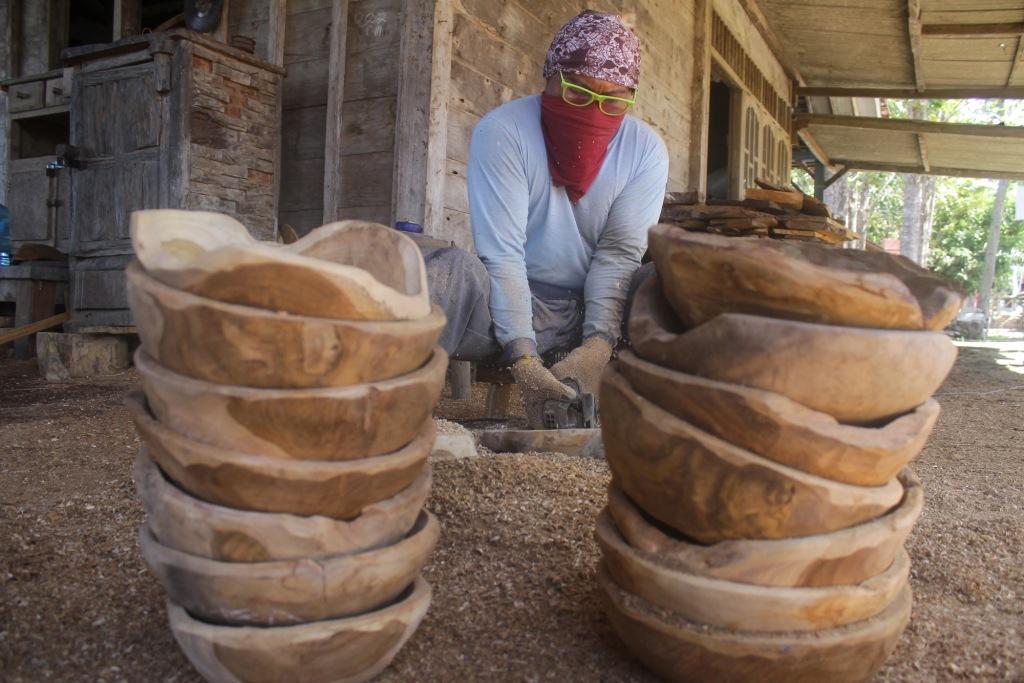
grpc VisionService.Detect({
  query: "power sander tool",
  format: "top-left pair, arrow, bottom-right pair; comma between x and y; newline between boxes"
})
542,378 -> 598,429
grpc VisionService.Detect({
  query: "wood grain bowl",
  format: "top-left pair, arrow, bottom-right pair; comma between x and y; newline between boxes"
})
596,511 -> 909,631
126,261 -> 445,388
648,225 -> 963,331
599,566 -> 911,683
140,512 -> 439,626
134,451 -> 432,562
616,351 -> 939,486
628,276 -> 957,423
131,210 -> 431,320
135,347 -> 447,460
606,472 -> 922,588
126,390 -> 432,520
167,576 -> 431,683
600,366 -> 904,543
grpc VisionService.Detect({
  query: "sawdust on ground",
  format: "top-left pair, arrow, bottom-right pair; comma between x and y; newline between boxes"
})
0,345 -> 1021,682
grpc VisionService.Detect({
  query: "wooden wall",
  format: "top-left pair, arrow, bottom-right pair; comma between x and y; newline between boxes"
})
336,0 -> 402,226
277,0 -> 402,235
437,0 -> 701,250
278,0 -> 332,234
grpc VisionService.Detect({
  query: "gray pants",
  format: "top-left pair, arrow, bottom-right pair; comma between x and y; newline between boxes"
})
423,247 -> 653,365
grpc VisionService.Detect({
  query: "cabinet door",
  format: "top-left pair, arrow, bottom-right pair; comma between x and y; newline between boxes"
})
69,61 -> 165,257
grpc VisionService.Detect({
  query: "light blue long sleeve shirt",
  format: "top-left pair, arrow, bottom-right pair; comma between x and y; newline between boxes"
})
467,94 -> 669,355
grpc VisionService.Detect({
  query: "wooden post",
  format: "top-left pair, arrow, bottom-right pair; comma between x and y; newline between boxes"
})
13,279 -> 59,359
687,0 -> 712,197
449,359 -> 472,400
113,0 -> 142,40
391,0 -> 437,227
422,0 -> 453,238
814,160 -> 826,201
323,0 -> 350,222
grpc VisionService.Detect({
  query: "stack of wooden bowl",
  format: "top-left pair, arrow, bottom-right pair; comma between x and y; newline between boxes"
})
125,209 -> 447,683
597,226 -> 964,682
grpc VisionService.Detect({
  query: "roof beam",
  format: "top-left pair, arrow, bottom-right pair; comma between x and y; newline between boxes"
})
1009,36 -> 1024,87
922,22 -> 1024,36
795,127 -> 836,172
835,160 -> 1024,181
907,0 -> 926,91
795,114 -> 1024,139
735,0 -> 805,87
796,86 -> 1024,99
916,133 -> 930,173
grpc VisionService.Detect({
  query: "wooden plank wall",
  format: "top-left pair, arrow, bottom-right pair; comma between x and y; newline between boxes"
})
441,0 -> 698,250
278,0 -> 333,234
0,0 -> 10,205
278,0 -> 401,235
335,0 -> 402,226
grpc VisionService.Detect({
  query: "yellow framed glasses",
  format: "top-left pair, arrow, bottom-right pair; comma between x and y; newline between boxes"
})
559,72 -> 636,116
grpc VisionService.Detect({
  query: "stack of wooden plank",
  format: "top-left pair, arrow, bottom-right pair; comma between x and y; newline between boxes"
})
661,181 -> 860,245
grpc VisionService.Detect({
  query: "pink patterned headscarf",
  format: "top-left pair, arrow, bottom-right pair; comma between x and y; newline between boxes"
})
542,10 -> 641,90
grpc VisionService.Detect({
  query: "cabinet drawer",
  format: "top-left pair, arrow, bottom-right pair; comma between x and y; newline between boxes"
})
44,77 -> 70,107
8,80 -> 44,112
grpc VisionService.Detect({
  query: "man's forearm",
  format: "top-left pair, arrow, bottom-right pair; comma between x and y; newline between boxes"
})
582,252 -> 640,343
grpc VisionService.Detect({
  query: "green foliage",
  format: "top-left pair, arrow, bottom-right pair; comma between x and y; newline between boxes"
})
927,180 -> 1024,296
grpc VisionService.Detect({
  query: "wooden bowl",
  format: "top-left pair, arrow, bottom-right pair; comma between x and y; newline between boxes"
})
597,511 -> 909,632
648,225 -> 963,331
131,210 -> 431,320
167,575 -> 430,683
628,276 -> 957,423
134,451 -> 431,562
617,351 -> 939,486
607,472 -> 923,588
600,367 -> 904,543
135,347 -> 447,460
126,261 -> 445,388
599,566 -> 911,683
140,512 -> 439,626
126,390 -> 431,519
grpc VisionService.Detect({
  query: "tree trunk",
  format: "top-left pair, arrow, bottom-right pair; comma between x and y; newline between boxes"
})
919,175 -> 938,265
978,179 -> 1010,333
899,101 -> 926,264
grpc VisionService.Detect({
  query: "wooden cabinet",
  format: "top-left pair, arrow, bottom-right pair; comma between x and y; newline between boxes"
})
60,31 -> 283,331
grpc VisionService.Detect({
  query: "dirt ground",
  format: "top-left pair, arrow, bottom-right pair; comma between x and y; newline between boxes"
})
1,343 -> 1022,682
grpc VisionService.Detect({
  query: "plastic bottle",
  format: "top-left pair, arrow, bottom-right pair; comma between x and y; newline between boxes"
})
0,204 -> 11,266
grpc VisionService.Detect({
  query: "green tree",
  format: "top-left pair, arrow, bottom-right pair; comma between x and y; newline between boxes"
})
927,180 -> 1023,296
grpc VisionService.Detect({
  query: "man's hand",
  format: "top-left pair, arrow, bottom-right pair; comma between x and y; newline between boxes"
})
550,336 -> 614,397
511,355 -> 577,429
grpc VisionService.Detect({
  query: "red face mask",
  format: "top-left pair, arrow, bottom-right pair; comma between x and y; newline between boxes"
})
540,94 -> 625,203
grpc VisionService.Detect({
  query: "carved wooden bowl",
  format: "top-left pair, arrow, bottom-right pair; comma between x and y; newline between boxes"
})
629,276 -> 957,423
600,367 -> 904,543
140,512 -> 439,626
607,472 -> 922,588
648,225 -> 963,330
617,351 -> 939,486
597,511 -> 909,632
167,576 -> 431,683
131,210 -> 431,320
599,566 -> 911,683
126,261 -> 445,388
134,347 -> 447,460
126,391 -> 431,520
134,451 -> 431,562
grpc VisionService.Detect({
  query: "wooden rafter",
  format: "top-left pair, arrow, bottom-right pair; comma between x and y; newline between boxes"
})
834,160 -> 1024,181
797,86 -> 1024,99
735,0 -> 805,86
916,134 -> 930,173
795,114 -> 1024,140
923,22 -> 1024,36
795,128 -> 835,172
1008,35 -> 1024,88
907,0 -> 926,92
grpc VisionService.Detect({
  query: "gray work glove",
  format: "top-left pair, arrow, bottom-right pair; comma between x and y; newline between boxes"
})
511,355 -> 577,429
550,336 -> 614,398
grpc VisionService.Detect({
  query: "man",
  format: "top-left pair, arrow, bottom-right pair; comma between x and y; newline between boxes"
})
426,10 -> 669,427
